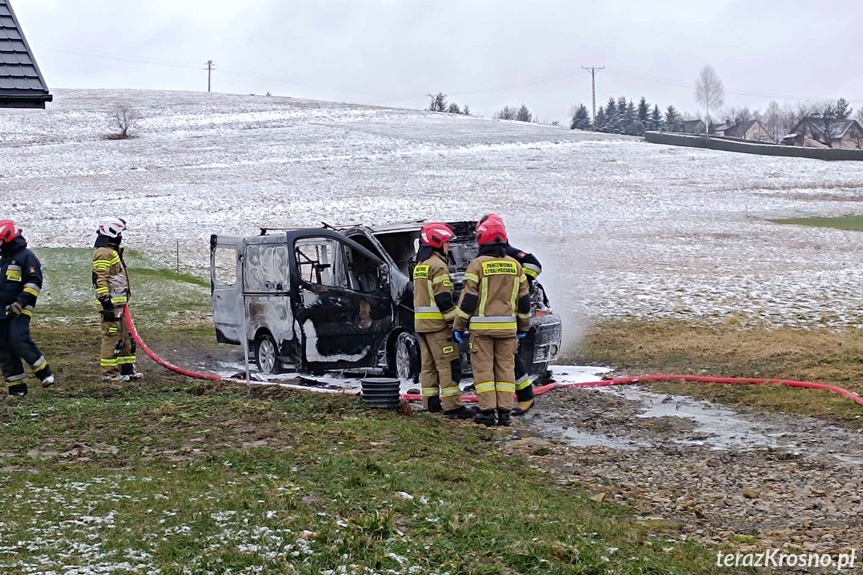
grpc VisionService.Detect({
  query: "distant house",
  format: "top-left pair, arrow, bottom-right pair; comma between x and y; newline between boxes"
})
785,117 -> 863,149
723,120 -> 773,143
0,0 -> 52,109
710,122 -> 732,136
680,119 -> 705,135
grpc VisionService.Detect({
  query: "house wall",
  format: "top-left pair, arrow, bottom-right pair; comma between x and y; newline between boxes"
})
745,124 -> 773,143
837,126 -> 863,150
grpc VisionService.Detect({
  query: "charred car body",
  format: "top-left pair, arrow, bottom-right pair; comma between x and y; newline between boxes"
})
210,221 -> 562,383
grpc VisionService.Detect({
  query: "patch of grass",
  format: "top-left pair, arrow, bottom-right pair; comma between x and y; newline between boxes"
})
0,328 -> 727,574
34,248 -> 210,325
132,267 -> 210,288
772,215 -> 863,232
574,319 -> 863,422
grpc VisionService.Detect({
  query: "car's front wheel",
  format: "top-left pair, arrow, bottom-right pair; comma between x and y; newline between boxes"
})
394,332 -> 421,384
255,332 -> 282,375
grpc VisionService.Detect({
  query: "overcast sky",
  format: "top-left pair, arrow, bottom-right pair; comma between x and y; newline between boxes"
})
12,0 -> 863,123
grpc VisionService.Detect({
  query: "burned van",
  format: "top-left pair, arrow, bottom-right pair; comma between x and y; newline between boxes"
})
210,221 -> 562,383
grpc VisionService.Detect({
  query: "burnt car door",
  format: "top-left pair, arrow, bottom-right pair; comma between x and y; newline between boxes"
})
210,234 -> 244,345
290,232 -> 394,371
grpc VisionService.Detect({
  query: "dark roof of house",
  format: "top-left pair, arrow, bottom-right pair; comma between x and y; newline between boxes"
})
791,117 -> 863,140
725,120 -> 766,138
0,0 -> 51,108
681,119 -> 704,127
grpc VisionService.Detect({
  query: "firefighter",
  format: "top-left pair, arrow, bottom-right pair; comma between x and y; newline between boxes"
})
453,217 -> 531,426
93,218 -> 143,382
477,214 -> 542,415
0,220 -> 54,395
413,222 -> 476,419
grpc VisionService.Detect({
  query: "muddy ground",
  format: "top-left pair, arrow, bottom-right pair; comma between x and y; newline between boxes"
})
156,343 -> 863,563
512,383 -> 863,560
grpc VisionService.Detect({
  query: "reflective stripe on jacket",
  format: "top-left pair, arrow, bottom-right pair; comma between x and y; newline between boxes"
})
0,237 -> 42,316
92,245 -> 130,305
413,251 -> 456,333
453,254 -> 531,337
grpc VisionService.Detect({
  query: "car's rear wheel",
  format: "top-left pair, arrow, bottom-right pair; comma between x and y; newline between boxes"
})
395,332 -> 421,384
255,332 -> 282,375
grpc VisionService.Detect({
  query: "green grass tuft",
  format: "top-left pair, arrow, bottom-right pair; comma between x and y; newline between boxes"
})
772,215 -> 863,232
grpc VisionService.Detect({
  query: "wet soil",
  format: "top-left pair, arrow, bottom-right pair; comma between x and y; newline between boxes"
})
509,386 -> 863,558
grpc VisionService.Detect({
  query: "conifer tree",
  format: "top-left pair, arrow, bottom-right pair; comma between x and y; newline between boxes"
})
570,104 -> 591,130
650,104 -> 662,131
665,105 -> 682,132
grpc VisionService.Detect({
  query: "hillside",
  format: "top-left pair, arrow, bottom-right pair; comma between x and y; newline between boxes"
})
3,89 -> 863,332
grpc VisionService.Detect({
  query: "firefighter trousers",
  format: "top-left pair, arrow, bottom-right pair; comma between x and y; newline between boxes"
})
101,308 -> 135,377
0,315 -> 52,383
514,351 -> 535,404
470,333 -> 518,412
418,329 -> 463,411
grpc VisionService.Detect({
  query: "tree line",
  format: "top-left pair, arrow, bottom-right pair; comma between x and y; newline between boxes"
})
570,97 -> 683,135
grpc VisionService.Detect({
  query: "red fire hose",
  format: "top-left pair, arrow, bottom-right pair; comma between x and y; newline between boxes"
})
125,308 -> 863,409
123,307 -> 355,395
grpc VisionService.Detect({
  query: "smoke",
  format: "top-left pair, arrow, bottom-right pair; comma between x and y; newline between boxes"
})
539,253 -> 592,361
509,229 -> 593,361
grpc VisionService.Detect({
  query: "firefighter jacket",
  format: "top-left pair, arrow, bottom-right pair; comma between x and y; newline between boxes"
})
505,244 -> 542,282
413,248 -> 457,333
0,236 -> 42,316
453,244 -> 531,337
92,236 -> 130,306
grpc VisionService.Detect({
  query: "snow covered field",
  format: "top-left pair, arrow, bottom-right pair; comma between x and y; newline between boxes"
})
4,89 -> 863,333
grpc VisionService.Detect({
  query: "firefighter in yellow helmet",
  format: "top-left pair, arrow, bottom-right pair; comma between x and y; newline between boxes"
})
413,222 -> 476,419
93,218 -> 143,382
453,217 -> 531,426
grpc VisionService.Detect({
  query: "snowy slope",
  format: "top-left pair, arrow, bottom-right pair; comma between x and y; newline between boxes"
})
3,89 -> 863,331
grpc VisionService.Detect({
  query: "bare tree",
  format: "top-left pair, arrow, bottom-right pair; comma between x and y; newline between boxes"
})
814,102 -> 839,148
695,65 -> 725,134
462,105 -> 470,116
765,101 -> 782,142
110,104 -> 142,139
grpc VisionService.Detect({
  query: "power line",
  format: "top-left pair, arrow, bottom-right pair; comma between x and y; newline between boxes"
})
45,45 -> 202,70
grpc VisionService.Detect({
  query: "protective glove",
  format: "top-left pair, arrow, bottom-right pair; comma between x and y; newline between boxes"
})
453,330 -> 465,344
99,297 -> 116,321
516,331 -> 528,340
7,302 -> 23,317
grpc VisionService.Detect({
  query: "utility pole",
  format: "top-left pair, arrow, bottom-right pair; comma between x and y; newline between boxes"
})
205,60 -> 214,93
582,66 -> 604,130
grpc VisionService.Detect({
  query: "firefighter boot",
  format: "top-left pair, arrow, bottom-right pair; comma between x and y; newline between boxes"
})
497,408 -> 512,427
427,396 -> 443,413
8,383 -> 27,396
444,405 -> 477,419
512,399 -> 534,416
474,409 -> 496,427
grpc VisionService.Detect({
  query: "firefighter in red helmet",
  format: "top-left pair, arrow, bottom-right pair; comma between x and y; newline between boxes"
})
477,214 -> 542,415
453,217 -> 531,426
412,222 -> 476,419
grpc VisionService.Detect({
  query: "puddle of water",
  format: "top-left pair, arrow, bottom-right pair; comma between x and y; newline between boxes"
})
608,386 -> 797,451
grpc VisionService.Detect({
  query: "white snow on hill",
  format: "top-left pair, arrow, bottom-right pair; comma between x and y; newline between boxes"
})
3,89 -> 863,332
